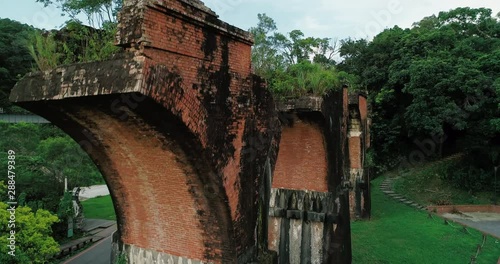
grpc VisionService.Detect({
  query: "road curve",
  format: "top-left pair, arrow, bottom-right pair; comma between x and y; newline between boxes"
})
63,236 -> 112,264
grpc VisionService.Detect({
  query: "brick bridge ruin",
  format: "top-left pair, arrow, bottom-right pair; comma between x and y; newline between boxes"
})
10,0 -> 369,263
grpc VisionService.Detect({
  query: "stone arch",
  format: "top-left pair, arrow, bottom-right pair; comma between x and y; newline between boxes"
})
18,94 -> 236,263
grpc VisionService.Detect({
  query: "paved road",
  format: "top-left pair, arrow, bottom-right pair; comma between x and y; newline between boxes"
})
0,114 -> 49,123
60,220 -> 116,264
443,212 -> 500,239
446,218 -> 500,239
79,185 -> 110,201
81,219 -> 115,232
64,236 -> 112,264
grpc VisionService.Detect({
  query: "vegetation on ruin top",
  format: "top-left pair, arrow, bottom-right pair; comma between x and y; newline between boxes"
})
249,14 -> 359,98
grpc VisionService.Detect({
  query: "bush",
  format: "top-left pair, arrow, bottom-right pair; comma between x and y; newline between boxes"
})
0,202 -> 59,263
27,20 -> 121,71
58,20 -> 120,64
445,148 -> 499,192
27,31 -> 60,72
270,61 -> 353,97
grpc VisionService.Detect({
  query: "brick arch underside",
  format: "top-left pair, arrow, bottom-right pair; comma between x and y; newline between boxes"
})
17,94 -> 235,262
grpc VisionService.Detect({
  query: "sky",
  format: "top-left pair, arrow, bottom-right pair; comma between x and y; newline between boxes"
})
1,0 -> 500,40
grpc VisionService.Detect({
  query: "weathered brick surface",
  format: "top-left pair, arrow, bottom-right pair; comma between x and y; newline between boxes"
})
348,137 -> 361,169
347,92 -> 371,219
115,0 -> 273,261
16,96 -> 237,262
269,92 -> 352,263
273,115 -> 328,192
358,94 -> 370,150
10,0 -> 357,262
322,88 -> 352,263
358,95 -> 367,122
77,106 -> 207,259
9,53 -> 143,102
11,0 -> 278,262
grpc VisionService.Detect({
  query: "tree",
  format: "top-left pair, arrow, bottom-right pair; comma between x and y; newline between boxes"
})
339,7 -> 500,178
249,13 -> 286,79
27,0 -> 122,71
0,123 -> 102,213
0,19 -> 35,111
36,0 -> 122,28
249,14 -> 348,97
269,60 -> 358,97
37,136 -> 102,189
0,202 -> 59,264
0,123 -> 103,240
28,31 -> 60,72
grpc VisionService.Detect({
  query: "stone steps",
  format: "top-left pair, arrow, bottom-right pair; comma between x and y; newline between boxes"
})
379,177 -> 427,211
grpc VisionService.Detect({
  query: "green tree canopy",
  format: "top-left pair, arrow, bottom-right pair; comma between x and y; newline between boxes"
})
249,14 -> 353,97
0,123 -> 103,213
36,0 -> 122,27
0,202 -> 59,263
339,7 -> 500,179
0,19 -> 35,111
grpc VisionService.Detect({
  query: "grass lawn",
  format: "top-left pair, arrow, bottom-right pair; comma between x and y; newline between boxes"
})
80,181 -> 500,262
81,195 -> 116,221
351,176 -> 500,263
392,158 -> 495,206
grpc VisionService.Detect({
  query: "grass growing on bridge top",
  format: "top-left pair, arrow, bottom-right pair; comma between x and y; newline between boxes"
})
351,176 -> 500,263
81,195 -> 116,221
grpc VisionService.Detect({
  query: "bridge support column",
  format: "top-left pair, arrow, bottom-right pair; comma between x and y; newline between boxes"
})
268,93 -> 352,263
347,93 -> 371,219
10,0 -> 280,261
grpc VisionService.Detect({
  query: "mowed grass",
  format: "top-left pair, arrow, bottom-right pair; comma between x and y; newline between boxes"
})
81,195 -> 116,221
351,177 -> 500,264
80,182 -> 500,262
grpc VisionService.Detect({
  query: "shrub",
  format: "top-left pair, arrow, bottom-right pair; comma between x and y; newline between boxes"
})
444,147 -> 499,192
27,31 -> 60,72
270,61 -> 353,97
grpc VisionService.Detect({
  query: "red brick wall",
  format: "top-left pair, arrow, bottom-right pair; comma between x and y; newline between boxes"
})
139,4 -> 253,147
273,119 -> 328,192
428,205 -> 500,214
141,5 -> 252,77
358,95 -> 370,149
139,4 -> 251,243
114,0 -> 269,260
74,107 -> 210,260
349,137 -> 361,169
358,96 -> 367,123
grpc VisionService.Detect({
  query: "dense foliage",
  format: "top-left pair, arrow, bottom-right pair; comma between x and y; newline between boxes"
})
0,123 -> 104,214
27,0 -> 122,72
0,183 -> 59,263
36,0 -> 122,27
0,202 -> 60,264
339,7 -> 500,191
0,19 -> 35,112
28,19 -> 120,72
250,14 -> 356,97
0,9 -> 120,110
0,123 -> 104,244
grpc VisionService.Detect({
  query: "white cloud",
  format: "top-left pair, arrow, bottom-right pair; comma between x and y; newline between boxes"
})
295,15 -> 331,31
